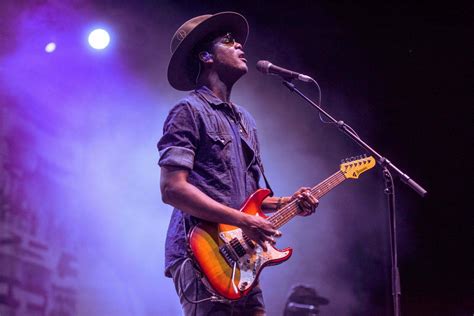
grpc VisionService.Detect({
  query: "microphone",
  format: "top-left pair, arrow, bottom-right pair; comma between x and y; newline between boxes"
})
256,60 -> 313,82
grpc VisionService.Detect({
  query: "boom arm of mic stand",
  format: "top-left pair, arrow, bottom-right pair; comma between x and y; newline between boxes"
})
282,80 -> 427,197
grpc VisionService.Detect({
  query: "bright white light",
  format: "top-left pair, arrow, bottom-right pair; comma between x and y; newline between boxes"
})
88,28 -> 110,50
45,42 -> 56,53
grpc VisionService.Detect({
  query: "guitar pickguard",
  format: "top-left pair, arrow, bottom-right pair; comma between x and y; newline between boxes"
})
219,228 -> 290,292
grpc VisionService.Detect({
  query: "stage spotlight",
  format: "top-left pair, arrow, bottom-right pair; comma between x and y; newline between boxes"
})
45,42 -> 56,53
88,28 -> 110,50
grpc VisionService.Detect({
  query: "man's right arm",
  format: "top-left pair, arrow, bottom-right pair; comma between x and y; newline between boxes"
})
160,165 -> 277,248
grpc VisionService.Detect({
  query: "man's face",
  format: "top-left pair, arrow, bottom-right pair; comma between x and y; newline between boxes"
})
210,32 -> 248,77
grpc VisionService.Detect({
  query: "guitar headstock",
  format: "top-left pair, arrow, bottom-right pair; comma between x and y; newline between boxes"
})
340,155 -> 376,179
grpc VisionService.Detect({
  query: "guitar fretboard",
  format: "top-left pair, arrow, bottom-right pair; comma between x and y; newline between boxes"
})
268,171 -> 346,229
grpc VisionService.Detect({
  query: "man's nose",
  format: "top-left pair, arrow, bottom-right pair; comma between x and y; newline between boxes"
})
234,42 -> 243,50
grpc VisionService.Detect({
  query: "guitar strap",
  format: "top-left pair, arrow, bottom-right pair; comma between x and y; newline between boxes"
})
232,105 -> 274,198
255,155 -> 274,197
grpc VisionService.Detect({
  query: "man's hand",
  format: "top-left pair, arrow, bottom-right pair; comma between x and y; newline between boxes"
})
290,187 -> 319,216
239,214 -> 279,251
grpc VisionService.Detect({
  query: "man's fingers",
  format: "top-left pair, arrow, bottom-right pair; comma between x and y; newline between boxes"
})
289,187 -> 320,217
259,235 -> 274,251
297,196 -> 318,216
259,226 -> 276,236
309,195 -> 319,206
300,191 -> 318,209
299,187 -> 311,193
297,197 -> 312,209
302,200 -> 317,210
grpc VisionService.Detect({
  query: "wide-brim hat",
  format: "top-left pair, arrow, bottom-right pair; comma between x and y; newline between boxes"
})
167,11 -> 249,91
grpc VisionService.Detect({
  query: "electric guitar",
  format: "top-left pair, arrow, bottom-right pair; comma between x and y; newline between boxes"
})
188,155 -> 376,300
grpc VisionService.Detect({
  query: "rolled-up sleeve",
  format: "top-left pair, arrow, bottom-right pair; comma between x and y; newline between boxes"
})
157,102 -> 200,170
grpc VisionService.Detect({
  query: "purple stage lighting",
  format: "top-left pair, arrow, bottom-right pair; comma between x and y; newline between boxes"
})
45,42 -> 56,53
88,28 -> 110,50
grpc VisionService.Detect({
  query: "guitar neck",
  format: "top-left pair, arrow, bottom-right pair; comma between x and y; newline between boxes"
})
268,171 -> 346,229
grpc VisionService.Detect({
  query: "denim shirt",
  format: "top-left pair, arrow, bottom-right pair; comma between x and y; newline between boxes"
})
158,86 -> 263,277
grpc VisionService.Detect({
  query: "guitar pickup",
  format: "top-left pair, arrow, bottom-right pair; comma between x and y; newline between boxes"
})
230,238 -> 246,257
242,234 -> 255,249
219,244 -> 238,266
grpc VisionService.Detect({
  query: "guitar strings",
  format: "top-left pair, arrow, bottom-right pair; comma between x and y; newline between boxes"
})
268,158 -> 373,228
239,161 -> 369,248
268,171 -> 346,228
238,171 -> 346,250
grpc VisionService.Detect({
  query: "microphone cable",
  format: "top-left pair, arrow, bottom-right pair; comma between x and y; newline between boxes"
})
309,77 -> 361,139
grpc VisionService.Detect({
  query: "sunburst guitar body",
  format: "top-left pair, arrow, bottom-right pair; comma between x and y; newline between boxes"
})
188,155 -> 375,300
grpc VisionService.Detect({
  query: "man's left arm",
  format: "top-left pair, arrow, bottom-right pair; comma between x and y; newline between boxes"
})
261,187 -> 319,216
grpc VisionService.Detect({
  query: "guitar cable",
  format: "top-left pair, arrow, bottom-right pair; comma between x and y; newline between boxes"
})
178,257 -> 231,305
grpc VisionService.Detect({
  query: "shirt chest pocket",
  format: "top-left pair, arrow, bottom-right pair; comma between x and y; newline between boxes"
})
201,131 -> 234,170
199,112 -> 235,166
207,132 -> 232,147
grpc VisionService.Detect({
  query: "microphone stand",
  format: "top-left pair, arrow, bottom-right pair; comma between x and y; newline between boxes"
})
282,80 -> 427,316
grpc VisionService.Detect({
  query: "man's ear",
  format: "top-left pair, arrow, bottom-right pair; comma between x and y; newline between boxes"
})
198,51 -> 213,63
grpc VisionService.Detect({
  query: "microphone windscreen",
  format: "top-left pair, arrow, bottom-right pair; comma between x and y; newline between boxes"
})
256,60 -> 272,74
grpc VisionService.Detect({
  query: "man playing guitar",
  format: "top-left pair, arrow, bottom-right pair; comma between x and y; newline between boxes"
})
158,12 -> 318,316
